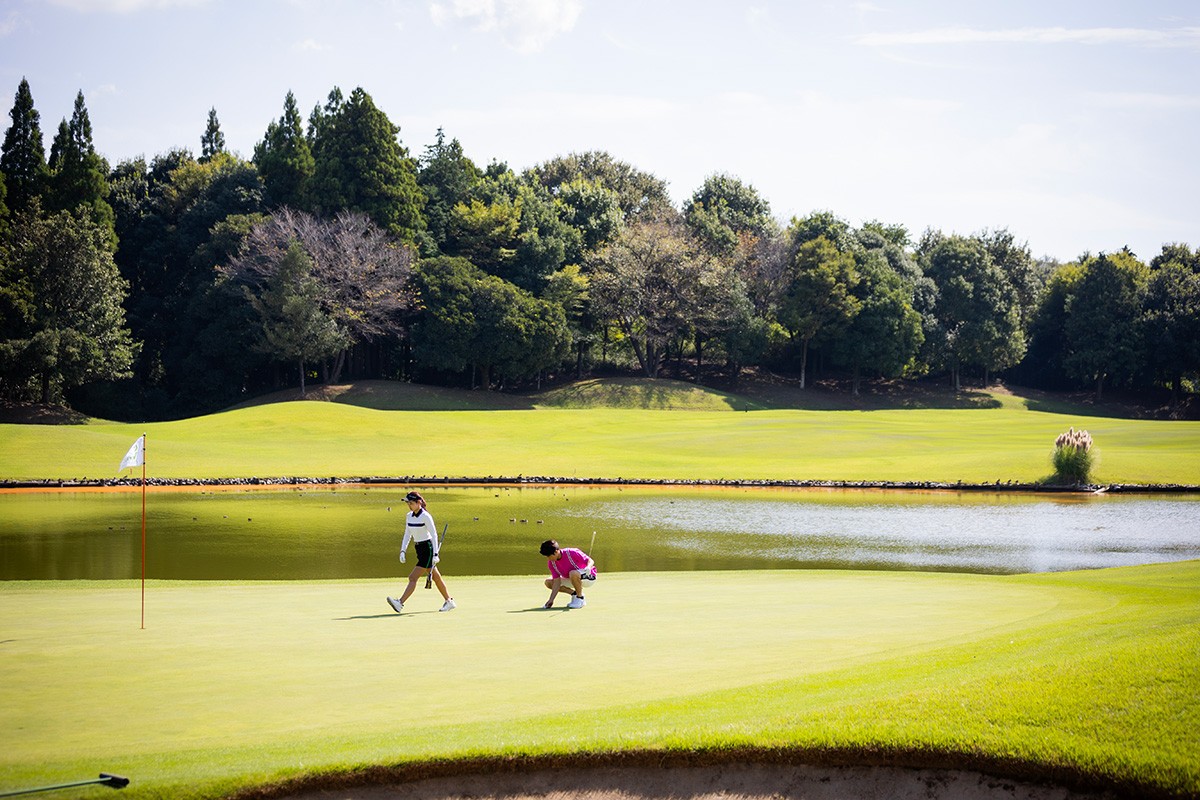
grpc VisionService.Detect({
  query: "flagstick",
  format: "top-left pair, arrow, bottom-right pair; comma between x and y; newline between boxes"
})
140,433 -> 146,630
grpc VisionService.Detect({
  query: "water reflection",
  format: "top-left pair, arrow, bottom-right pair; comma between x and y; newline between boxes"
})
612,493 -> 1200,573
1,485 -> 1198,580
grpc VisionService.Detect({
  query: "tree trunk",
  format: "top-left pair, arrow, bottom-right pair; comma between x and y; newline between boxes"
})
694,333 -> 703,383
628,335 -> 650,377
799,337 -> 810,389
852,365 -> 861,396
644,340 -> 660,378
1095,374 -> 1105,401
328,348 -> 347,385
298,360 -> 307,398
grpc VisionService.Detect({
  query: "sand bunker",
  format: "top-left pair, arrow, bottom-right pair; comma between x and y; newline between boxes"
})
280,763 -> 1118,800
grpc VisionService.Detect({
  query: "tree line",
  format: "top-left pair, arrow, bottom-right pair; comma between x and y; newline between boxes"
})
1,78 -> 1197,421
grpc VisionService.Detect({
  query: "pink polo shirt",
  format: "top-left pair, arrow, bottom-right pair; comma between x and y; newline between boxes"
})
548,548 -> 593,579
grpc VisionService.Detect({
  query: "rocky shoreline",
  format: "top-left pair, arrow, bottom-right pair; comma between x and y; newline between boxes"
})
2,475 -> 1198,493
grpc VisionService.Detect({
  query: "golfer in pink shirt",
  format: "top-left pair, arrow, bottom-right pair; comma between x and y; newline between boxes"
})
540,539 -> 596,609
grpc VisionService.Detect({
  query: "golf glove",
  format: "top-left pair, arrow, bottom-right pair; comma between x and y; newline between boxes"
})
433,554 -> 440,565
399,550 -> 406,564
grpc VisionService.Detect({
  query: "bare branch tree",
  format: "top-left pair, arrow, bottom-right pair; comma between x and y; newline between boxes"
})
222,207 -> 417,384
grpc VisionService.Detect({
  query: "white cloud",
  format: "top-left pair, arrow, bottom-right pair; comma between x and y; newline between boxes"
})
429,0 -> 582,54
855,26 -> 1200,48
0,9 -> 22,36
293,38 -> 329,52
47,0 -> 209,11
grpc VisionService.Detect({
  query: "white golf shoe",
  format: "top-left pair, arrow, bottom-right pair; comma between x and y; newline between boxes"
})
568,596 -> 585,609
439,598 -> 457,612
386,597 -> 403,613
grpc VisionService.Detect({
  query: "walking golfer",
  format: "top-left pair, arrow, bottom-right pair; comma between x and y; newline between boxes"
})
540,539 -> 596,609
388,491 -> 455,613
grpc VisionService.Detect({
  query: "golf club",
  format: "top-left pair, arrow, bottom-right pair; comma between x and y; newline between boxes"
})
0,773 -> 129,797
425,523 -> 447,589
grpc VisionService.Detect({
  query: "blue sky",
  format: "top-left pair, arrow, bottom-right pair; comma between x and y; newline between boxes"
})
2,0 -> 1197,262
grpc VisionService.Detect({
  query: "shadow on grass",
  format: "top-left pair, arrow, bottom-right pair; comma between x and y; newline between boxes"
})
335,611 -> 443,620
0,402 -> 89,425
734,376 -> 1004,412
231,380 -> 538,412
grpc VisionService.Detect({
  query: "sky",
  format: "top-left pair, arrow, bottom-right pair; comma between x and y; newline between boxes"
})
2,0 -> 1198,263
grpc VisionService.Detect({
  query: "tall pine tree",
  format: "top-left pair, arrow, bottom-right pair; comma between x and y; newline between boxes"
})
199,107 -> 226,163
418,127 -> 481,253
309,86 -> 427,247
0,78 -> 49,215
254,90 -> 314,210
47,91 -> 115,249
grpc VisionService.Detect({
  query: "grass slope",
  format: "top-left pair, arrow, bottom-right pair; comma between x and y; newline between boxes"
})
0,563 -> 1197,799
2,380 -> 1198,484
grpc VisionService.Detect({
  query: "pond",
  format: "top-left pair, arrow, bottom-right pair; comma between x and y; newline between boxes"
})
1,485 -> 1198,581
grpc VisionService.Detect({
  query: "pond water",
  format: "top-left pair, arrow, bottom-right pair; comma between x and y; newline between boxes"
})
1,485 -> 1198,581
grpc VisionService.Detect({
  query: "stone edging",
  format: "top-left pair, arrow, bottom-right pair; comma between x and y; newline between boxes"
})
2,476 -> 1197,493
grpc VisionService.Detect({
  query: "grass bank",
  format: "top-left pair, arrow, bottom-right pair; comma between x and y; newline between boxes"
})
1,563 -> 1197,798
2,380 -> 1199,484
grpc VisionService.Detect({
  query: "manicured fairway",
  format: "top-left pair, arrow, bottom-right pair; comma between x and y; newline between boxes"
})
1,563 -> 1197,799
2,384 -> 1199,484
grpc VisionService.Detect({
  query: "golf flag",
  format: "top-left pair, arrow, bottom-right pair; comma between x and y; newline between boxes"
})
119,435 -> 145,472
118,434 -> 149,628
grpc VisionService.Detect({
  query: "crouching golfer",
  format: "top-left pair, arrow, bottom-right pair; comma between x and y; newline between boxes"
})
387,491 -> 455,614
540,539 -> 595,609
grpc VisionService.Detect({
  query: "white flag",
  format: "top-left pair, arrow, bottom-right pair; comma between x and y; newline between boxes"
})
119,435 -> 145,472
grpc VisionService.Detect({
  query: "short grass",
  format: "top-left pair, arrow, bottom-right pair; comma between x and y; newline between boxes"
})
1,380 -> 1198,484
0,563 -> 1197,799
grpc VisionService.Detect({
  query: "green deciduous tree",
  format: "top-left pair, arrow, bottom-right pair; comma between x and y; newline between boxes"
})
588,217 -> 717,378
829,250 -> 924,394
551,177 -> 621,265
529,151 -> 673,223
919,232 -> 1025,390
254,91 -> 315,210
443,166 -> 580,294
777,235 -> 860,389
1016,264 -> 1080,390
684,172 -> 776,256
0,203 -> 138,403
1,78 -> 48,216
109,150 -> 265,418
1143,244 -> 1200,398
1062,249 -> 1147,399
410,256 -> 569,387
980,228 -> 1040,333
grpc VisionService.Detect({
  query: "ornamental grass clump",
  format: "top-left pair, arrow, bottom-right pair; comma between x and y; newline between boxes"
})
1052,426 -> 1094,484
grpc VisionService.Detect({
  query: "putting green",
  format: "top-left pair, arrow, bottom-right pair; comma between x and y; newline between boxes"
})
2,564 -> 1197,799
